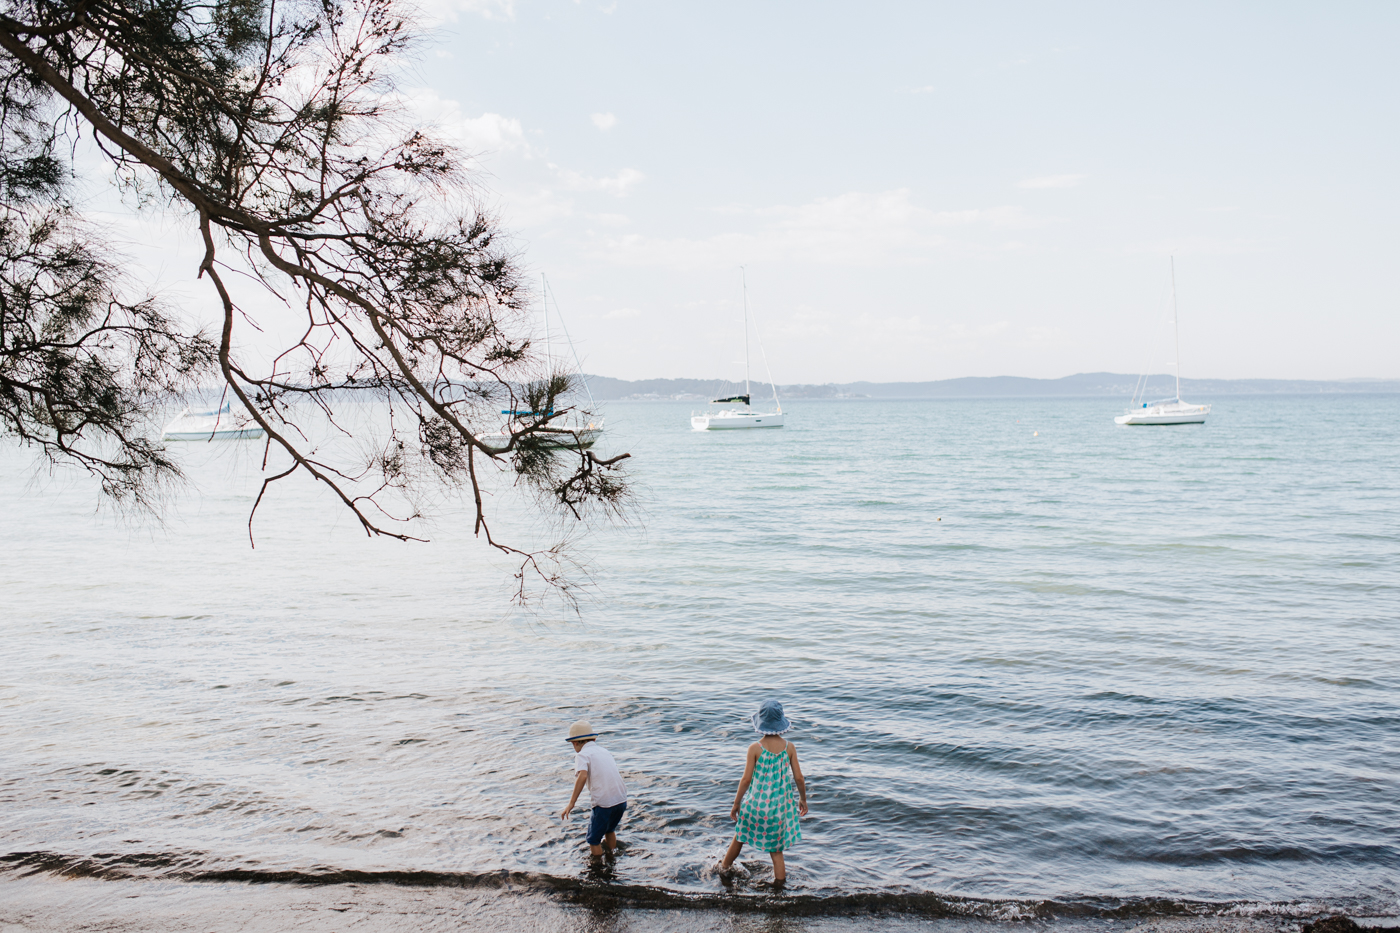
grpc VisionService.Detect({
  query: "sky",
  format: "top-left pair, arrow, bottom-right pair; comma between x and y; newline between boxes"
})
393,1 -> 1398,384
100,2 -> 1400,384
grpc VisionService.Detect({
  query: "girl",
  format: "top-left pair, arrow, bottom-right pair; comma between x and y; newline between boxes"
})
718,699 -> 809,883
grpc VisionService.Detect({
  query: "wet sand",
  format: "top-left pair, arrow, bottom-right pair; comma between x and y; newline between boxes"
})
1,875 -> 1378,933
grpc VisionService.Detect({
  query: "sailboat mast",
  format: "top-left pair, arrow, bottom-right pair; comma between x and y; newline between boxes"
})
541,273 -> 550,370
741,266 -> 751,402
1171,256 -> 1181,401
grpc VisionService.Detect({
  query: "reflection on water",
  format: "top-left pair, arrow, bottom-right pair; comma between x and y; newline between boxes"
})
1,396 -> 1398,916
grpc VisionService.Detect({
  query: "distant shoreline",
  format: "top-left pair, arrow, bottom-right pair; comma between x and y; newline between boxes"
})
583,372 -> 1400,401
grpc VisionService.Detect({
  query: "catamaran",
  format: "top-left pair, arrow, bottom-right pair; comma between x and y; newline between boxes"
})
691,269 -> 784,431
1116,258 -> 1211,425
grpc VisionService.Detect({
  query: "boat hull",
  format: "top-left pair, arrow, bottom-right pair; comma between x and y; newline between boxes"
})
162,409 -> 266,441
691,411 -> 784,430
1115,406 -> 1210,425
164,427 -> 266,440
477,427 -> 601,451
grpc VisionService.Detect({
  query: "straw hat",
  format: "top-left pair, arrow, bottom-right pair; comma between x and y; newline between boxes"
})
566,720 -> 599,743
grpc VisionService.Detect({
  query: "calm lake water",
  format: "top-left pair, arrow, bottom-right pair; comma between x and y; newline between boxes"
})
2,396 -> 1398,918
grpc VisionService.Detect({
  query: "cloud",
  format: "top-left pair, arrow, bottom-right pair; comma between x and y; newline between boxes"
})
604,307 -> 642,320
442,0 -> 515,20
1018,174 -> 1086,189
1013,325 -> 1069,349
503,187 -> 578,227
593,189 -> 1041,269
450,112 -> 528,154
759,306 -> 1014,362
905,85 -> 937,94
376,90 -> 647,226
1122,235 -> 1266,257
552,165 -> 644,196
397,89 -> 528,156
412,0 -> 514,24
591,112 -> 618,130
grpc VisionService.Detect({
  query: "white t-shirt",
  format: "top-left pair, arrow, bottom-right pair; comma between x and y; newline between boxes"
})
574,742 -> 627,809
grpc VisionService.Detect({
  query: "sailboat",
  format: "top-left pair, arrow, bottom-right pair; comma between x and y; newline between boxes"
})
691,269 -> 784,431
162,402 -> 265,440
1115,258 -> 1211,425
477,275 -> 603,450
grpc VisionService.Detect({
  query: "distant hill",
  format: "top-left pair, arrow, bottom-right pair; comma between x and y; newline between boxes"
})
579,372 -> 1400,401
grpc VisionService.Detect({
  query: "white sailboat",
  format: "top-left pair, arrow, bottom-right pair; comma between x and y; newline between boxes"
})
477,419 -> 601,450
162,403 -> 265,441
1116,258 -> 1211,426
691,270 -> 784,431
477,275 -> 603,450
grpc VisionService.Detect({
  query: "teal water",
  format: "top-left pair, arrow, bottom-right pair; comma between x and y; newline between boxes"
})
2,396 -> 1397,914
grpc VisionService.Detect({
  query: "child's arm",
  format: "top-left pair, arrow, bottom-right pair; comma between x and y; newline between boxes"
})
560,770 -> 588,822
728,744 -> 760,821
787,742 -> 809,817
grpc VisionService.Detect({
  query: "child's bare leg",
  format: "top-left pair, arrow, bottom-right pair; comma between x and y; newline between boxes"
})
589,843 -> 604,857
604,831 -> 618,851
718,837 -> 743,871
770,850 -> 786,882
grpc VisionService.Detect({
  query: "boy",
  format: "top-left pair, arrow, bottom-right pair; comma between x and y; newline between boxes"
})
559,720 -> 627,856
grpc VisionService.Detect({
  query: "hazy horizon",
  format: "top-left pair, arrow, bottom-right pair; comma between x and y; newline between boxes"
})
579,370 -> 1400,386
572,370 -> 1400,400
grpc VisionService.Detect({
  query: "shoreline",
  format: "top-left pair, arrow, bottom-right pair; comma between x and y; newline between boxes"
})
3,860 -> 1396,932
2,874 -> 1396,933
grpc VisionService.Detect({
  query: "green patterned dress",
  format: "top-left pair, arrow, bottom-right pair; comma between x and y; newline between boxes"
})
735,746 -> 802,852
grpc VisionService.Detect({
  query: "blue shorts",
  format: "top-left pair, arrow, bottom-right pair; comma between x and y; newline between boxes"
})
586,802 -> 627,845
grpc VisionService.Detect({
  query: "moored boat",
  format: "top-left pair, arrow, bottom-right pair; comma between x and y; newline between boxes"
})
1117,258 -> 1211,426
692,269 -> 784,431
476,420 -> 602,451
479,275 -> 604,451
1115,399 -> 1210,425
691,403 -> 783,430
162,404 -> 265,441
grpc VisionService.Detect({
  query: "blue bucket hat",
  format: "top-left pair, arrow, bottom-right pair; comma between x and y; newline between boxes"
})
750,699 -> 792,735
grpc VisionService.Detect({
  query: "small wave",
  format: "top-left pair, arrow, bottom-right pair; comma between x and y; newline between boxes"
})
0,851 -> 1382,920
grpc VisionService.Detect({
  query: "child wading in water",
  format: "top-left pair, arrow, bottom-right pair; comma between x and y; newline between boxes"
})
719,699 -> 809,884
560,720 -> 628,857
